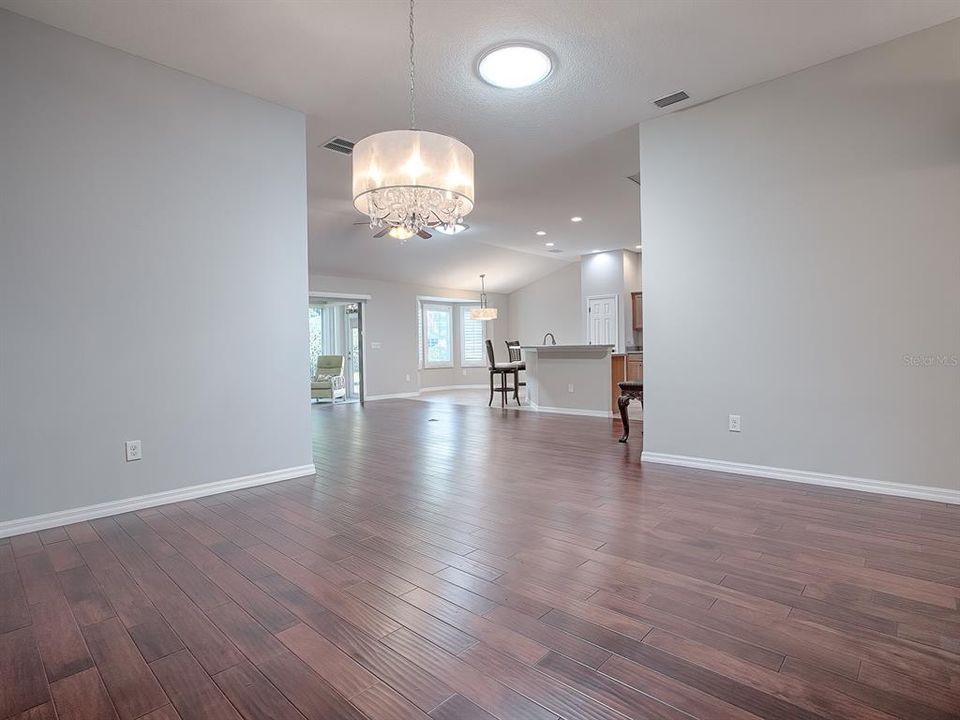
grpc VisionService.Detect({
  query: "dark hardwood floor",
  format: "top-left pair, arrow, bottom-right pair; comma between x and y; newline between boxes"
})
2,398 -> 959,719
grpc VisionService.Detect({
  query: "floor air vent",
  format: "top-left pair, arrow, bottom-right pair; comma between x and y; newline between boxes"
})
322,137 -> 355,155
653,90 -> 689,108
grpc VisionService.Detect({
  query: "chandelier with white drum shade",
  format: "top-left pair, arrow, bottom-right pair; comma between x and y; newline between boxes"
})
352,130 -> 474,234
352,0 -> 475,238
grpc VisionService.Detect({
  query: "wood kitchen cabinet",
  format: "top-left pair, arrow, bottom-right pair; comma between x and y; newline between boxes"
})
611,352 -> 643,410
611,354 -> 625,412
626,353 -> 643,383
631,292 -> 643,331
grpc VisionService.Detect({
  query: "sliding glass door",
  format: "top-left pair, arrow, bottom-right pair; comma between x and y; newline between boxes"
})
345,303 -> 363,400
308,299 -> 365,403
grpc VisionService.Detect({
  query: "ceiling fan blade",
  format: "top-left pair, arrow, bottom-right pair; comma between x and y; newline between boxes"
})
374,227 -> 390,238
417,229 -> 432,239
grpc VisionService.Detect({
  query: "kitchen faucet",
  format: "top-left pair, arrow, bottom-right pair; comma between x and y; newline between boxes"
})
542,332 -> 557,345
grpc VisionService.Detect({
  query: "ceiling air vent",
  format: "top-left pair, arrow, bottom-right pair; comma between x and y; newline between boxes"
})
627,173 -> 640,186
547,248 -> 562,254
322,137 -> 355,155
653,90 -> 689,108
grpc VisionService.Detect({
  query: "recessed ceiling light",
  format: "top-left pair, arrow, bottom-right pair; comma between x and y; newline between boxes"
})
570,216 -> 582,223
436,223 -> 468,235
478,44 -> 553,89
544,242 -> 554,247
535,230 -> 546,236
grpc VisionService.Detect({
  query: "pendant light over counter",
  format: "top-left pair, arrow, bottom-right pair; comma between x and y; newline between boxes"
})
471,274 -> 498,321
352,0 -> 475,239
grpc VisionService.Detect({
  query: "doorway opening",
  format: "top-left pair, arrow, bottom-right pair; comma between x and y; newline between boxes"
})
309,298 -> 365,403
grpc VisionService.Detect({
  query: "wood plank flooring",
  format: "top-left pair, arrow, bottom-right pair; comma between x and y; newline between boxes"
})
2,398 -> 958,719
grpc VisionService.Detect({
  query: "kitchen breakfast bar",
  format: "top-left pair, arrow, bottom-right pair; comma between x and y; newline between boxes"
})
520,344 -> 616,416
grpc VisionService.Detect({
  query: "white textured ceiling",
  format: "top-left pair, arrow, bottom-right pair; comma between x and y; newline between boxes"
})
4,0 -> 958,292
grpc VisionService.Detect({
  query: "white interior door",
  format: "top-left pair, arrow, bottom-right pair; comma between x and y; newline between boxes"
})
588,295 -> 618,350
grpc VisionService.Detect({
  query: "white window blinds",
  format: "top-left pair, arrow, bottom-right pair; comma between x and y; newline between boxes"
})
461,305 -> 486,367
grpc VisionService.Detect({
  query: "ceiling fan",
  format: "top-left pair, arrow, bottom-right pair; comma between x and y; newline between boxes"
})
351,221 -> 437,239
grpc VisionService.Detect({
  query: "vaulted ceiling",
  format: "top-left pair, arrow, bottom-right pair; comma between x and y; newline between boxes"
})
4,0 -> 958,291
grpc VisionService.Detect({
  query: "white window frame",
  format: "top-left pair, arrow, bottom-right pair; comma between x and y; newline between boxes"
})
460,305 -> 487,368
421,302 -> 454,369
417,300 -> 423,370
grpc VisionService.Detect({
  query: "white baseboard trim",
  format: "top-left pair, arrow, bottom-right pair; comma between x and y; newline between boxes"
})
0,464 -> 317,539
525,402 -> 611,418
366,386 -> 488,400
364,392 -> 421,401
640,452 -> 960,505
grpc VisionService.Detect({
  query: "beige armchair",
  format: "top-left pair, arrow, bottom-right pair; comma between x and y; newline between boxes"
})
311,355 -> 346,402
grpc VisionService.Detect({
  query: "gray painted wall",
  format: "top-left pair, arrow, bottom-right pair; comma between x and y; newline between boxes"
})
507,254 -> 642,353
0,11 -> 313,523
308,274 -> 509,397
508,263 -> 582,346
641,19 -> 960,492
623,250 -> 642,349
580,250 -> 642,352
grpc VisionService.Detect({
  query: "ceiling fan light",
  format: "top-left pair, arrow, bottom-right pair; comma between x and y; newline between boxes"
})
388,226 -> 415,240
436,222 -> 468,235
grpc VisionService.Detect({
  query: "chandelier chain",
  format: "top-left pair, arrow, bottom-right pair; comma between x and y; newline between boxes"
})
409,0 -> 416,129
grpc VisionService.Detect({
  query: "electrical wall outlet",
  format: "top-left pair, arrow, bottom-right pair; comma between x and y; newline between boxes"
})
371,342 -> 382,349
728,414 -> 741,432
125,440 -> 142,461
567,383 -> 575,393
405,374 -> 411,382
462,369 -> 467,376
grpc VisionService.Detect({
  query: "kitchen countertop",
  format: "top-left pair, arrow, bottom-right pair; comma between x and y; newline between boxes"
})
520,344 -> 615,351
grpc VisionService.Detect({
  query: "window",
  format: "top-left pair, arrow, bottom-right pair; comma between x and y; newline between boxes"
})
460,306 -> 486,367
421,303 -> 453,368
417,302 -> 423,369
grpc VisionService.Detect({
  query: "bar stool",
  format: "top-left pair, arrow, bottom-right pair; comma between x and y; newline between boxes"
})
486,340 -> 520,407
505,340 -> 526,396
